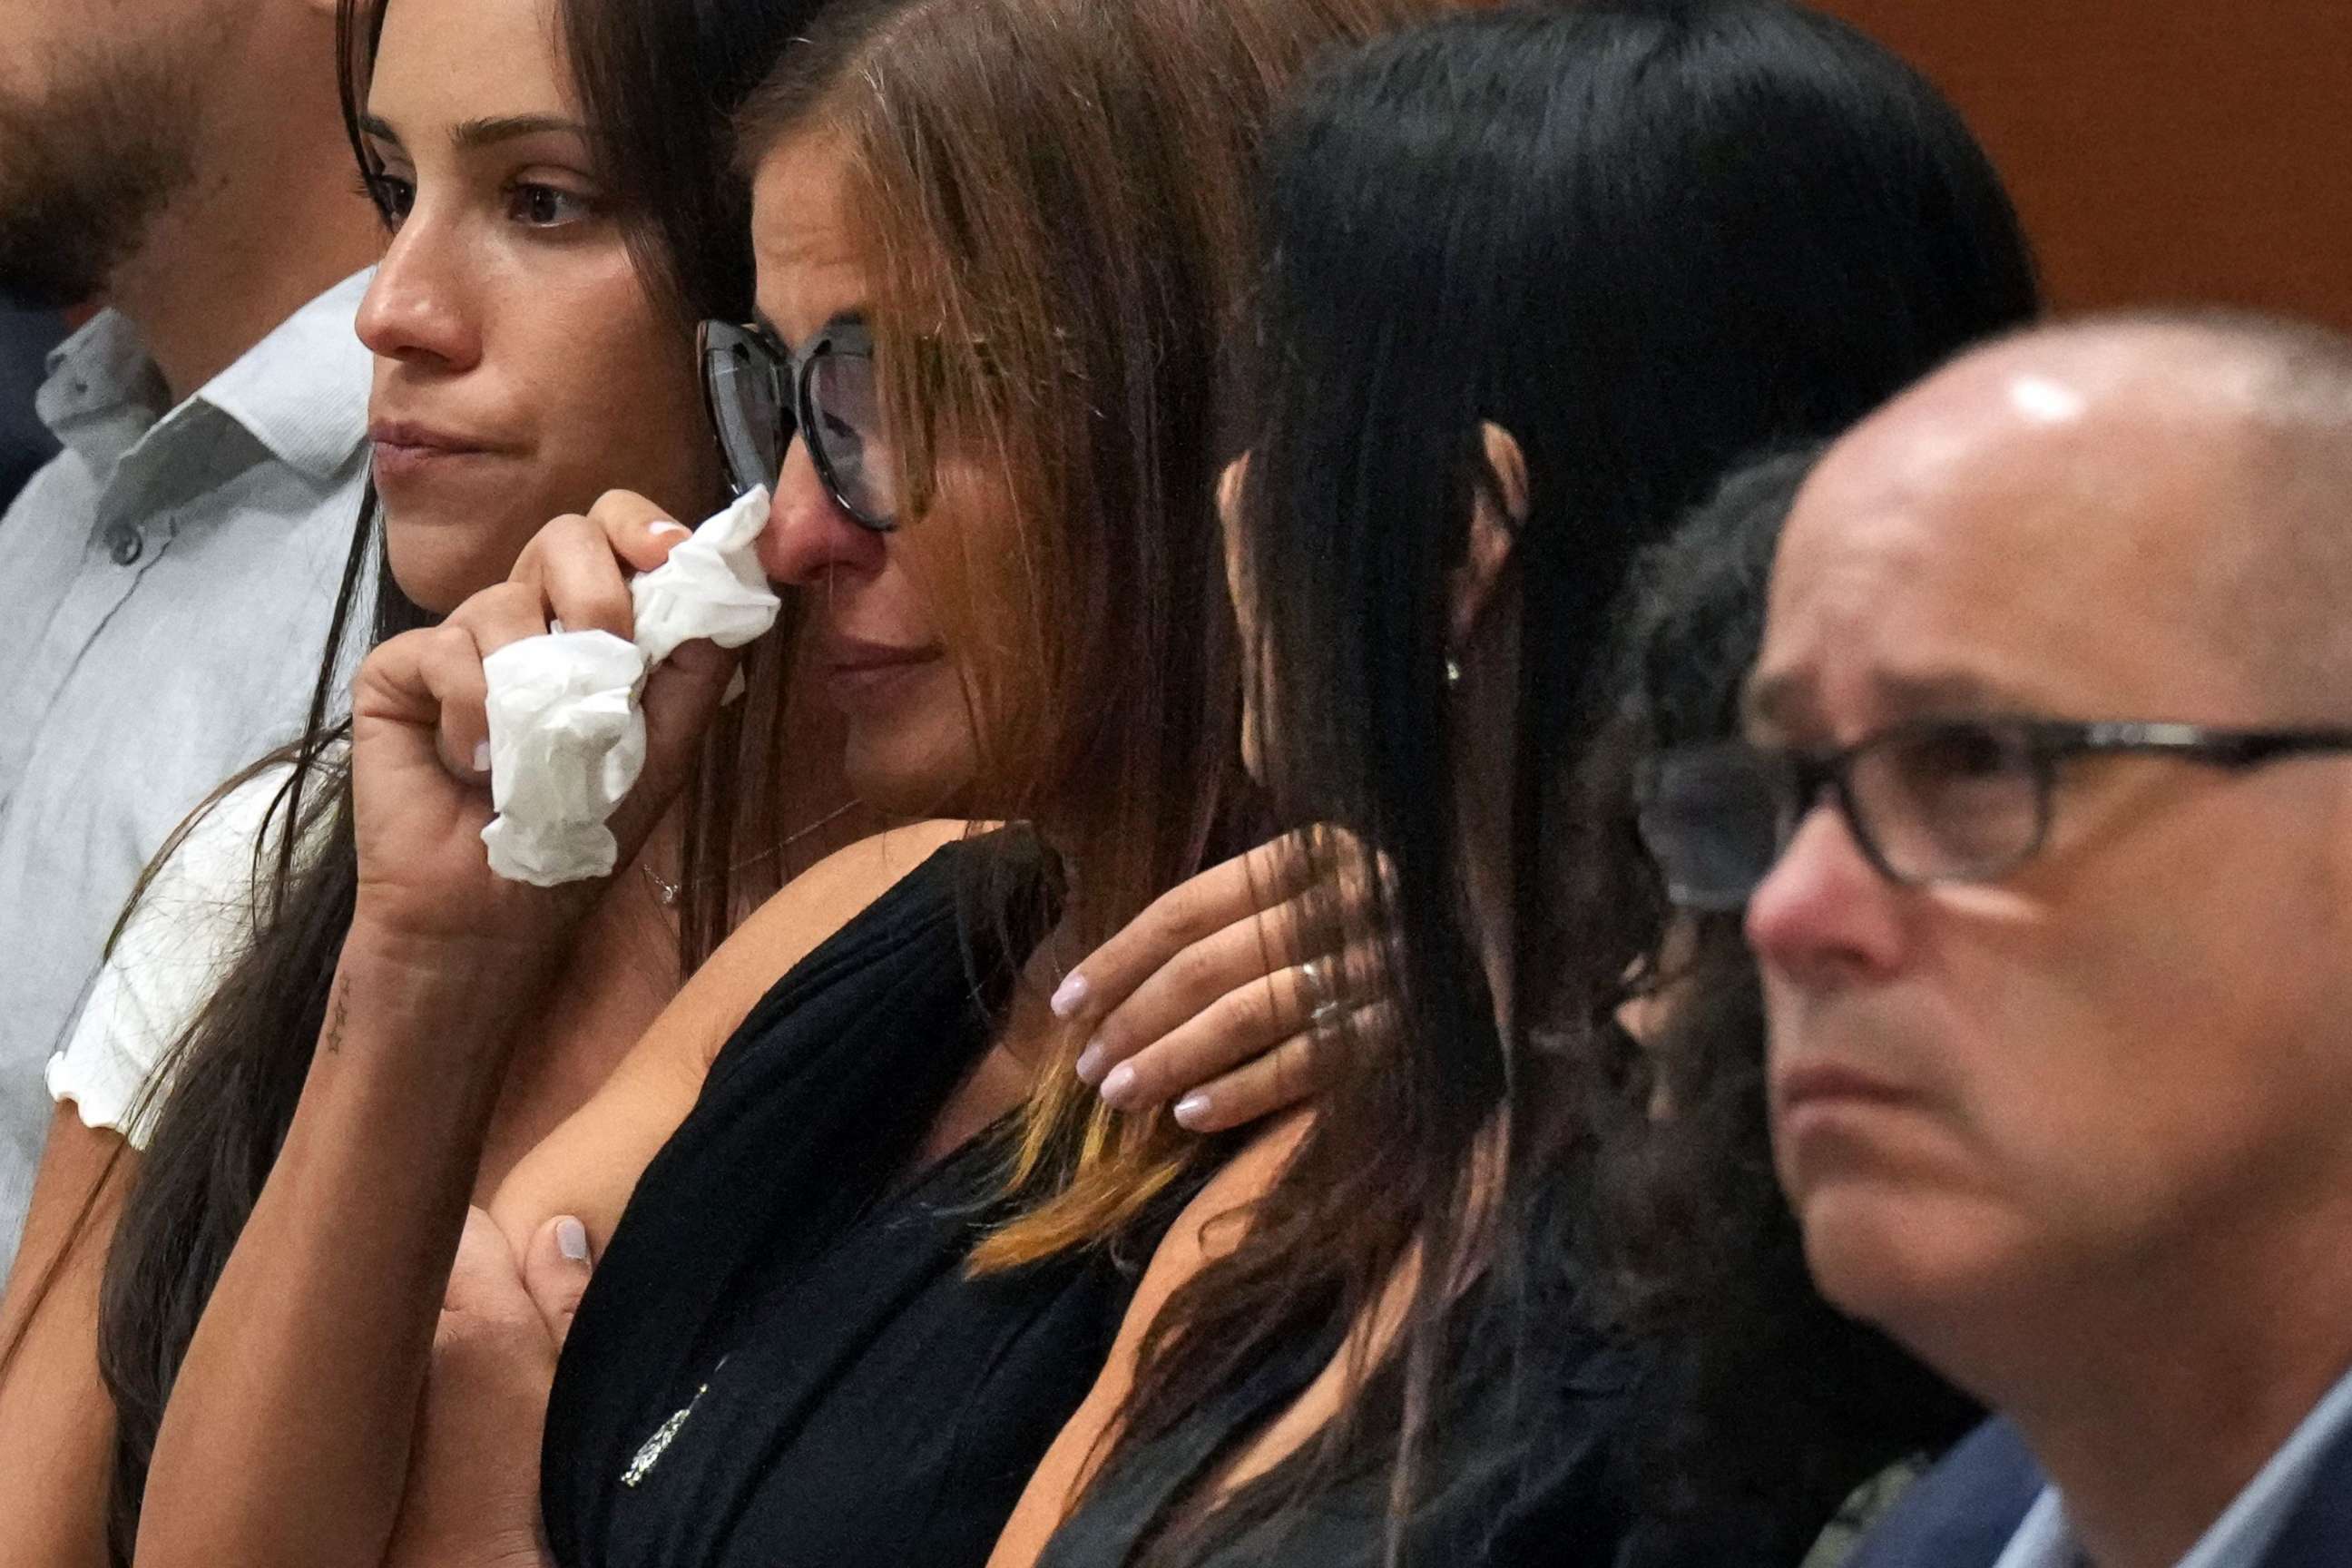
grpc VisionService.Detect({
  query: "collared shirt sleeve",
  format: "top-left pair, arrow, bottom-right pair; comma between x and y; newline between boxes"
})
45,767 -> 295,1148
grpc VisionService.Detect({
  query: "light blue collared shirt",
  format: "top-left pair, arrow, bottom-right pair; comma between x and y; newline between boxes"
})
1994,1359 -> 2352,1568
0,271 -> 372,1271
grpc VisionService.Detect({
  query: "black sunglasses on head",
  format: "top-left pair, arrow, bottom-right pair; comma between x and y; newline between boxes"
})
696,315 -> 897,530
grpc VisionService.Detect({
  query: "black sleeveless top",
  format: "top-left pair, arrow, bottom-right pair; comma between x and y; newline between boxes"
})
542,831 -> 1163,1568
1034,1231 -> 1809,1566
1033,1296 -> 1647,1567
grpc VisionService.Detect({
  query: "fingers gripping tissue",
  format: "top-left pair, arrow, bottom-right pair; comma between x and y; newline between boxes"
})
479,487 -> 779,886
629,486 -> 784,669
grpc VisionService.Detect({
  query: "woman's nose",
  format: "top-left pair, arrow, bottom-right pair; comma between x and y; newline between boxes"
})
357,207 -> 483,373
758,436 -> 887,585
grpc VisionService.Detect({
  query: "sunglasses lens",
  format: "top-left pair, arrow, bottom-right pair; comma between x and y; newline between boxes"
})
702,329 -> 785,496
808,349 -> 897,528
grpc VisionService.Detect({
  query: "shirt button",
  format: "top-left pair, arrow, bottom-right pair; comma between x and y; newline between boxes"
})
108,530 -> 143,566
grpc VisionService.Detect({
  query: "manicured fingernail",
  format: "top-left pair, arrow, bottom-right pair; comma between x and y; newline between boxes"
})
1100,1063 -> 1138,1106
1049,973 -> 1089,1019
472,740 -> 492,774
1074,1038 -> 1108,1085
650,520 -> 691,540
555,1216 -> 590,1262
1173,1092 -> 1212,1130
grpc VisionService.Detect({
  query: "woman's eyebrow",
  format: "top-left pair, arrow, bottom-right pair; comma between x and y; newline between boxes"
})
447,113 -> 592,152
354,112 -> 587,154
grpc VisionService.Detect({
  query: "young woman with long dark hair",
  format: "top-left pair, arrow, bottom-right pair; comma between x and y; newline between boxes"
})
991,5 -> 2042,1563
0,2 -> 868,1561
121,1 -> 1444,1565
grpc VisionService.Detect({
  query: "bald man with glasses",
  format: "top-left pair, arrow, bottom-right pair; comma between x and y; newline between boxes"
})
1642,311 -> 2352,1568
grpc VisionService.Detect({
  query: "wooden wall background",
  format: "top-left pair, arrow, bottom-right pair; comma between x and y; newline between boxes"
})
1814,0 -> 2352,328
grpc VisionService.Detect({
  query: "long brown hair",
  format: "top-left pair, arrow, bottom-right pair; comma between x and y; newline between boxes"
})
65,1 -> 856,1558
732,0 -> 1447,1273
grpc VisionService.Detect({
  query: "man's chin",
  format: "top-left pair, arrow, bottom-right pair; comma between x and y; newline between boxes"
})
1798,1181 -> 2032,1365
0,53 -> 200,311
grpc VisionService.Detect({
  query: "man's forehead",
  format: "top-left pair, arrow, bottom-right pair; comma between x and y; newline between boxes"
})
1782,342 -> 2258,584
1760,352 -> 2263,725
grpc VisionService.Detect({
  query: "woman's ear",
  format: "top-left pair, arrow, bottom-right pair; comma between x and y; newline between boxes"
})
1448,422 -> 1528,647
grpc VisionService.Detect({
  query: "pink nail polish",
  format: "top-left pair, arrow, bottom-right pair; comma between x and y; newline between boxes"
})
1074,1039 -> 1107,1085
1049,972 -> 1089,1019
555,1216 -> 590,1262
1173,1093 -> 1211,1129
650,520 -> 691,540
1100,1063 -> 1137,1105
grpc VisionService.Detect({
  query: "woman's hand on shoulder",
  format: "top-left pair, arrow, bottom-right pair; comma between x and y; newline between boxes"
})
348,492 -> 733,966
1049,827 -> 1396,1133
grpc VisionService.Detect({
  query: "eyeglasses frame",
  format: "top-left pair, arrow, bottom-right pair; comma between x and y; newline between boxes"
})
1640,716 -> 2352,909
695,314 -> 894,531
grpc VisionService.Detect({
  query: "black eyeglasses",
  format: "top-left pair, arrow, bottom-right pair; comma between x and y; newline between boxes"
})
697,315 -> 896,530
1638,717 -> 2352,911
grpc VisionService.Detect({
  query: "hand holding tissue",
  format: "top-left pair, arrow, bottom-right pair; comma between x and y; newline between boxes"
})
480,488 -> 779,887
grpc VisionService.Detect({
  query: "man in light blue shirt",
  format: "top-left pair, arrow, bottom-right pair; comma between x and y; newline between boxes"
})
1646,311 -> 2352,1567
0,0 -> 386,1266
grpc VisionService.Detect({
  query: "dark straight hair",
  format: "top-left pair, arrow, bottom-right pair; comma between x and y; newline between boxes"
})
78,2 -> 845,1558
1106,3 -> 2038,1560
558,0 -> 832,327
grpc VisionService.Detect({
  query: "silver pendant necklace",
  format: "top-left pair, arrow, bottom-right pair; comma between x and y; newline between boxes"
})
622,1356 -> 730,1487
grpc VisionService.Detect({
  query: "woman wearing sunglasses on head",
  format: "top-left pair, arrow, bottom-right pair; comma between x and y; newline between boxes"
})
985,5 -> 2040,1564
122,0 -> 1444,1565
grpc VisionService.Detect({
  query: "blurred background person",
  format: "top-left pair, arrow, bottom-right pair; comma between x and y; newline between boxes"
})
0,0 -> 383,1272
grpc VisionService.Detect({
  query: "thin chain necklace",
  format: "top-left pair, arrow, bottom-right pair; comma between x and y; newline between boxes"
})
641,799 -> 864,907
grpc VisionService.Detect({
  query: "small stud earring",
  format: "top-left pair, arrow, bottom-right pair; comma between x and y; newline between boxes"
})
1445,655 -> 1463,689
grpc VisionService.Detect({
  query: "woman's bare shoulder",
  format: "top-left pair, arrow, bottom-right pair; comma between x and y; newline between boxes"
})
485,821 -> 971,1250
681,819 -> 973,1062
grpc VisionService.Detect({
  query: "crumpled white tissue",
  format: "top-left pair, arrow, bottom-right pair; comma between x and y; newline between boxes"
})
479,632 -> 648,884
632,485 -> 782,669
479,487 -> 779,887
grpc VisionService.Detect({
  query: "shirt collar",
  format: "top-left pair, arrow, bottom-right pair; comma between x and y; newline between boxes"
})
1999,1359 -> 2352,1568
36,309 -> 171,449
195,269 -> 374,482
